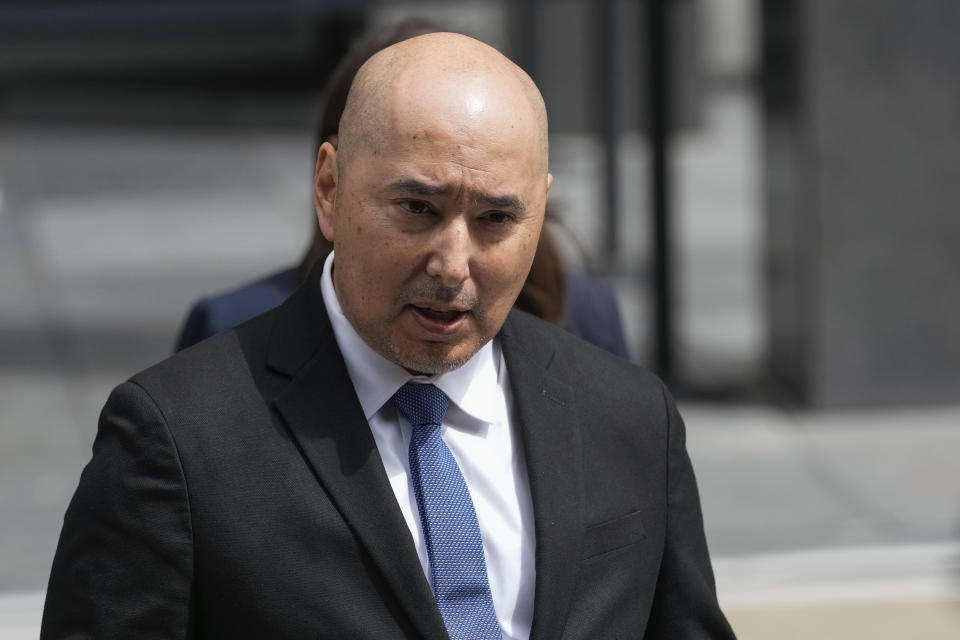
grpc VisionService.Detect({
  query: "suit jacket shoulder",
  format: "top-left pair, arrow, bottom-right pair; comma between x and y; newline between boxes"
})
502,306 -> 655,401
499,309 -> 733,639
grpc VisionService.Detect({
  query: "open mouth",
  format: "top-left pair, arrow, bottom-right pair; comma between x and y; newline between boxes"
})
412,305 -> 466,323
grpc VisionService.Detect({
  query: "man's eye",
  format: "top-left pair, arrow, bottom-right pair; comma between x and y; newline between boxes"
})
484,211 -> 513,224
400,200 -> 430,215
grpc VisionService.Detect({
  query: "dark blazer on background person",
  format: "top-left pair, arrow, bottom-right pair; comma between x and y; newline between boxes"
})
563,273 -> 629,359
175,267 -> 631,359
43,264 -> 732,639
175,268 -> 299,352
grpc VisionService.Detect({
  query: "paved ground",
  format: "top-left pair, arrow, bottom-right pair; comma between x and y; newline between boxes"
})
2,91 -> 958,637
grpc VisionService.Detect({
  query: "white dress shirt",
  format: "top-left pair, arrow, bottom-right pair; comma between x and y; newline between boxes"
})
320,252 -> 536,640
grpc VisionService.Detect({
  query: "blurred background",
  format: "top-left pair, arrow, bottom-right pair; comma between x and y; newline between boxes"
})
1,0 -> 959,637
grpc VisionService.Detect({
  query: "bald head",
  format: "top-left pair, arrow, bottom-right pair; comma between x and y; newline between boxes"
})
312,32 -> 554,374
337,32 -> 549,175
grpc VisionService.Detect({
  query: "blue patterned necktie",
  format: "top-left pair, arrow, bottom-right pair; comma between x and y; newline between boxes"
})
391,383 -> 503,640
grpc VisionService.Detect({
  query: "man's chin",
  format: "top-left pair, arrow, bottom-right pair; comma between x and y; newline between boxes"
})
389,339 -> 486,376
394,351 -> 471,377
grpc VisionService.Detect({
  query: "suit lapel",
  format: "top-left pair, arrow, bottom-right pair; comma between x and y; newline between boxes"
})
266,268 -> 448,640
500,312 -> 585,640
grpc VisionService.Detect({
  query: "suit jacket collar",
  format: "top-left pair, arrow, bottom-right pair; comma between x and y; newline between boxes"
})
499,312 -> 584,640
266,265 -> 448,640
265,265 -> 584,640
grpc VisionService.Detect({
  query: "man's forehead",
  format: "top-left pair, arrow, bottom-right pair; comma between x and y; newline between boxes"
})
355,133 -> 542,198
386,105 -> 542,166
382,85 -> 532,140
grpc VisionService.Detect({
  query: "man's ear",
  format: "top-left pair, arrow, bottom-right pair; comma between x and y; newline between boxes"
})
314,141 -> 338,242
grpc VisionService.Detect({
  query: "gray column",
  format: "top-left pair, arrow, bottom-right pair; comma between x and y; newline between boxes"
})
765,0 -> 960,406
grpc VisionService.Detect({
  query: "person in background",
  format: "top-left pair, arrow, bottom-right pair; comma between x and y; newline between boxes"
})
175,19 -> 629,359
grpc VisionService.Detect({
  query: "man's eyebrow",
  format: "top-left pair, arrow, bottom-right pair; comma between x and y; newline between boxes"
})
386,179 -> 526,212
388,179 -> 452,198
481,193 -> 526,212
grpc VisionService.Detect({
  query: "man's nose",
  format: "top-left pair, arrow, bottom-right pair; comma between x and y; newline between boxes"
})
425,219 -> 471,287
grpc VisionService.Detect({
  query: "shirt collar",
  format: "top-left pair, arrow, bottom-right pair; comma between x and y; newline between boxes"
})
320,251 -> 504,425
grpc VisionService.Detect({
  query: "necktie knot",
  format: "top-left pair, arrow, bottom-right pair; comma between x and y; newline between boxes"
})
391,383 -> 449,428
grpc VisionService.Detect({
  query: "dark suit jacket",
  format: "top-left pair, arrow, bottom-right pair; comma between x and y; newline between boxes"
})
43,266 -> 732,639
176,268 -> 630,359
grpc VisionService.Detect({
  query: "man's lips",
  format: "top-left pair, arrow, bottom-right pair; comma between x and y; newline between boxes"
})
414,306 -> 465,322
406,304 -> 470,334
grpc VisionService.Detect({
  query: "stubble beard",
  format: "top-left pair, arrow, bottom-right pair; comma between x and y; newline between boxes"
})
349,280 -> 492,375
380,330 -> 491,376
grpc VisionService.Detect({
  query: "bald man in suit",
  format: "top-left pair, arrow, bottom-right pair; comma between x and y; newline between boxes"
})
42,32 -> 733,639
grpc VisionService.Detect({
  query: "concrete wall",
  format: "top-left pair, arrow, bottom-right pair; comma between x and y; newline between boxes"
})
765,0 -> 960,406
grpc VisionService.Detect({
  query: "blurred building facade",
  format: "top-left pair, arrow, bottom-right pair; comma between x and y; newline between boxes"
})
763,0 -> 960,406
